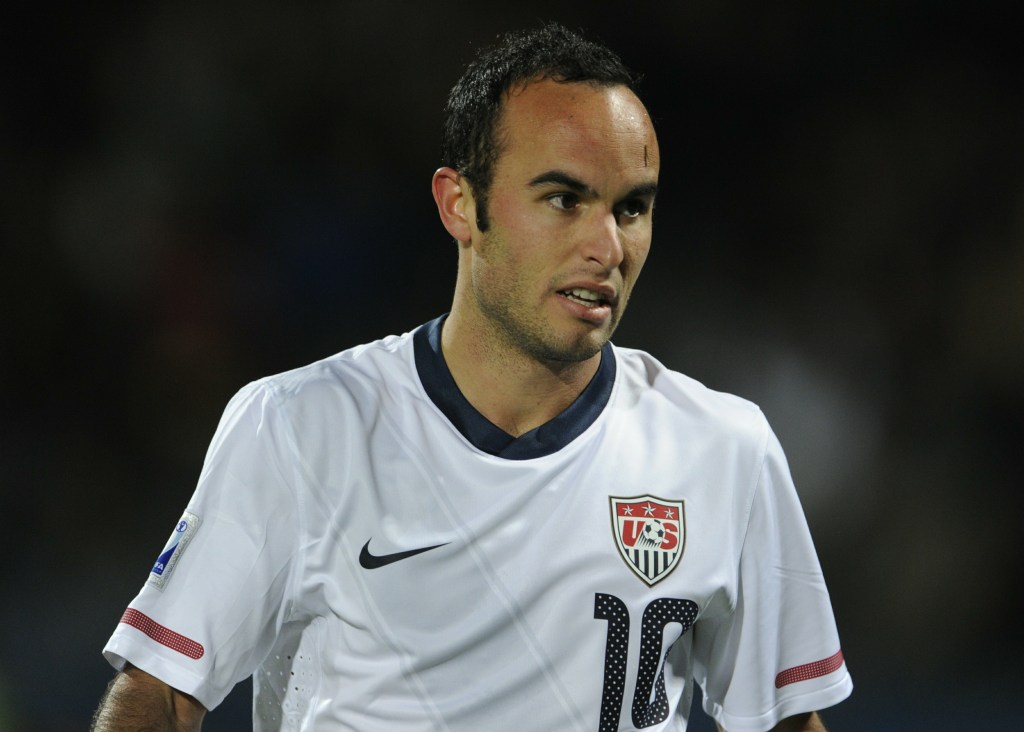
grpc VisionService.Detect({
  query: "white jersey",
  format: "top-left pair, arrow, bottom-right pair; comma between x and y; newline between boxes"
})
103,316 -> 852,731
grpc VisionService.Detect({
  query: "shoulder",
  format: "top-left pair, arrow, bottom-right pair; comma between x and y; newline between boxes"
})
221,328 -> 423,434
610,344 -> 770,450
257,328 -> 418,401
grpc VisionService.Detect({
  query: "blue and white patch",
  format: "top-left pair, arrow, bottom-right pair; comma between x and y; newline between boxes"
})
147,511 -> 201,590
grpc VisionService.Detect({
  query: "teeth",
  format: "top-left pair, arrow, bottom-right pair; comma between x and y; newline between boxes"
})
566,287 -> 602,302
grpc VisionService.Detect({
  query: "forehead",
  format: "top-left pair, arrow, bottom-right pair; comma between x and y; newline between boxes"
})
496,78 -> 660,180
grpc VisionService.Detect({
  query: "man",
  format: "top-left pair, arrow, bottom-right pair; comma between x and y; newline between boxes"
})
92,23 -> 852,731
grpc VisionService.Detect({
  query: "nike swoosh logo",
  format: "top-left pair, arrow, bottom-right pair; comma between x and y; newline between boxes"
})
358,539 -> 449,569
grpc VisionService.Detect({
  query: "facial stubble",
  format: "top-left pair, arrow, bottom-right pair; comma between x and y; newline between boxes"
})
471,227 -> 627,368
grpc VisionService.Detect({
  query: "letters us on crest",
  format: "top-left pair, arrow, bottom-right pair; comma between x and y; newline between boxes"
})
609,495 -> 685,586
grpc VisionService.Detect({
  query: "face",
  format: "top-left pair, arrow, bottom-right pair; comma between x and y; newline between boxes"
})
464,78 -> 659,365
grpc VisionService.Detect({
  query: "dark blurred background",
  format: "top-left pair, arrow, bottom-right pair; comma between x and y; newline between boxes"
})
2,1 -> 1021,729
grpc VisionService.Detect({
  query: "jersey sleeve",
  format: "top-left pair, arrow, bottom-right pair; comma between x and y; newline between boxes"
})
102,380 -> 303,711
693,424 -> 853,732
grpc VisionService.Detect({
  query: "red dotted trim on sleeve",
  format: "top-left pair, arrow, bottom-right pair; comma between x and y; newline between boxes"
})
120,608 -> 205,660
774,649 -> 844,688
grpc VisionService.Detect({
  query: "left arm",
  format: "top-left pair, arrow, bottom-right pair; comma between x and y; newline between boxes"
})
716,711 -> 828,732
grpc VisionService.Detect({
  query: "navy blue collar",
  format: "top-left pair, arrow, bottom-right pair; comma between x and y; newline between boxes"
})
413,315 -> 615,460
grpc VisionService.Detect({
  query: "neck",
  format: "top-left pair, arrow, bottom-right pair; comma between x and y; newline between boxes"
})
440,311 -> 602,438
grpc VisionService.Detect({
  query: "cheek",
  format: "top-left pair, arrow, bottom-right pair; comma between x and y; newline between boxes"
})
622,231 -> 652,278
488,191 -> 530,231
485,204 -> 549,264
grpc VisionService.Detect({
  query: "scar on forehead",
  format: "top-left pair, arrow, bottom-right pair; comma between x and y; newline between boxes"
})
644,145 -> 648,167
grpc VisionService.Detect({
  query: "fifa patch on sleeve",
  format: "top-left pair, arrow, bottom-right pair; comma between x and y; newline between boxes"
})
147,511 -> 201,590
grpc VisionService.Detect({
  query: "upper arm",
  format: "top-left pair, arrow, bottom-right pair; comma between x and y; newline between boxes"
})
697,426 -> 850,727
91,664 -> 207,732
101,384 -> 303,711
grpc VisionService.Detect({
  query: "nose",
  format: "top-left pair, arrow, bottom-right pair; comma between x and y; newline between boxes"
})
580,211 -> 624,270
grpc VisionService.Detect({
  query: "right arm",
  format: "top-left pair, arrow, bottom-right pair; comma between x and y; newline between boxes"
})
91,664 -> 207,732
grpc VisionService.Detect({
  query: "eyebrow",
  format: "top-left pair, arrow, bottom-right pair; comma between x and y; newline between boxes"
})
527,170 -> 658,202
625,182 -> 659,201
527,170 -> 596,197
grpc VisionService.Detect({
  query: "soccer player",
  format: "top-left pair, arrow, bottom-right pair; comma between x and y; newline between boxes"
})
92,23 -> 852,732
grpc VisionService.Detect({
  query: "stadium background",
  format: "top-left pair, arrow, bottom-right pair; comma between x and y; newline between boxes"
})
2,2 -> 1020,729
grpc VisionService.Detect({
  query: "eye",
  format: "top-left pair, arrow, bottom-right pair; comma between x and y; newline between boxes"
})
616,198 -> 651,221
547,192 -> 581,211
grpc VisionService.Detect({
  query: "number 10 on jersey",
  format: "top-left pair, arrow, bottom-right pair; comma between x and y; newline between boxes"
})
594,593 -> 699,730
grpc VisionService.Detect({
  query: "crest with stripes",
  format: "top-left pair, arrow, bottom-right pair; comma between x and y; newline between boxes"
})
609,495 -> 685,586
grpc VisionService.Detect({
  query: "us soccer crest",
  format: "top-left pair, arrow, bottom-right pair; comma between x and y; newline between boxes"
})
610,495 -> 685,586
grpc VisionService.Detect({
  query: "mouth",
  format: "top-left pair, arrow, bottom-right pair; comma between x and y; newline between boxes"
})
557,286 -> 613,309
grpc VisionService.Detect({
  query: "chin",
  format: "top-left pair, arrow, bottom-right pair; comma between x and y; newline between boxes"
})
538,330 -> 609,364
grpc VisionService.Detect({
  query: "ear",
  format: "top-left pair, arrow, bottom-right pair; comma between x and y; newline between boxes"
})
432,167 -> 476,243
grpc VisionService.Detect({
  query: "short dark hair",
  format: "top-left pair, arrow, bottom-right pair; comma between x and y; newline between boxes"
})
441,23 -> 639,231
